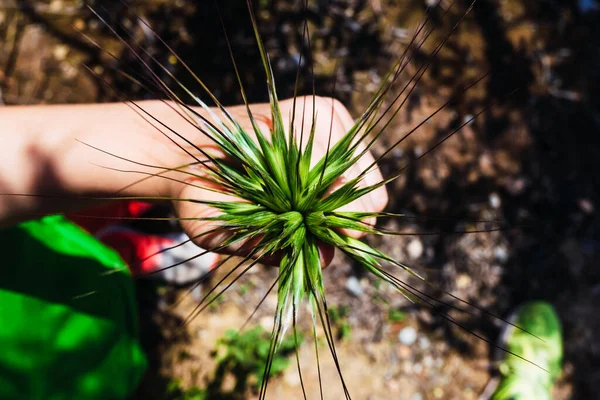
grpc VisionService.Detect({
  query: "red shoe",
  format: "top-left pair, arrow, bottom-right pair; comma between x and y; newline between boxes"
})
69,201 -> 219,285
96,226 -> 219,285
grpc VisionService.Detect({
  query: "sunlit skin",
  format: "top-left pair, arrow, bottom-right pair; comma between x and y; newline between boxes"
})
0,97 -> 388,266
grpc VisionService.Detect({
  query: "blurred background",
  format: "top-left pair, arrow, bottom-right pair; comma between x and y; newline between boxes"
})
1,0 -> 599,399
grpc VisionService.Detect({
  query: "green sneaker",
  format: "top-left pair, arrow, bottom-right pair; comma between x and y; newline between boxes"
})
491,301 -> 563,400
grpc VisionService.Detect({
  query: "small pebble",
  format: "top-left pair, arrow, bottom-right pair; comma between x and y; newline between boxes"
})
494,247 -> 509,262
479,154 -> 494,176
53,45 -> 69,61
157,296 -> 169,312
191,286 -> 202,302
413,362 -> 423,374
346,276 -> 364,297
423,355 -> 433,367
433,387 -> 444,398
196,328 -> 207,340
579,198 -> 595,214
411,393 -> 423,400
402,360 -> 413,374
88,19 -> 101,31
506,177 -> 527,195
291,53 -> 305,68
49,0 -> 63,12
345,20 -> 361,33
418,336 -> 430,350
73,18 -> 85,31
385,380 -> 400,392
284,370 -> 300,386
456,273 -> 472,290
398,326 -> 417,345
259,316 -> 274,330
489,192 -> 501,209
93,65 -> 104,75
407,239 -> 423,260
392,27 -> 409,39
396,344 -> 412,359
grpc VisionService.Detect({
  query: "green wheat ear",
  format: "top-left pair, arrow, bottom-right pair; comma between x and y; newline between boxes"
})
154,2 -> 425,396
183,8 -> 410,399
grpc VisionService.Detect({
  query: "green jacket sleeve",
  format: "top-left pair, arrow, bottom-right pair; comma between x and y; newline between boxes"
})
0,215 -> 147,400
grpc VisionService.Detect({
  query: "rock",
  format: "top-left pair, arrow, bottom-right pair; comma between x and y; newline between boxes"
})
423,355 -> 433,367
396,344 -> 412,359
259,316 -> 274,330
506,177 -> 527,195
479,153 -> 495,177
191,285 -> 202,302
494,247 -> 509,263
284,370 -> 300,386
52,45 -> 69,61
456,273 -> 472,290
49,0 -> 64,13
398,326 -> 417,345
407,239 -> 424,260
413,362 -> 423,374
489,192 -> 501,209
346,276 -> 364,297
385,379 -> 400,392
392,27 -> 409,39
418,336 -> 430,350
579,198 -> 595,214
73,18 -> 86,31
402,360 -> 413,374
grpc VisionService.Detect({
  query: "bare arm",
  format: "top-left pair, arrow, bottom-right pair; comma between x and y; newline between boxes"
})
0,101 -> 208,225
0,98 -> 388,237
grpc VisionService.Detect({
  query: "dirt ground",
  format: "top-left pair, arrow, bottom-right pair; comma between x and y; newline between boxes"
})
1,1 -> 599,399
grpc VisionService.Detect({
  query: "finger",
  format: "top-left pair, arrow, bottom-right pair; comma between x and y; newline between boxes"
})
175,183 -> 283,266
175,181 -> 237,252
332,99 -> 388,212
312,101 -> 386,237
318,242 -> 335,269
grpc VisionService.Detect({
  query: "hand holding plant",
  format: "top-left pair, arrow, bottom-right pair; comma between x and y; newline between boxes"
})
171,96 -> 388,267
